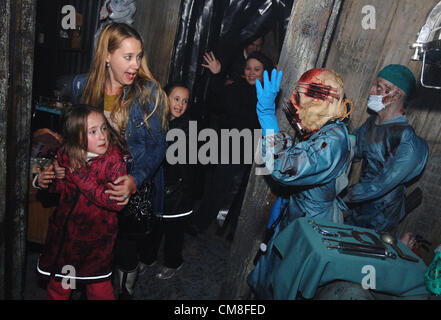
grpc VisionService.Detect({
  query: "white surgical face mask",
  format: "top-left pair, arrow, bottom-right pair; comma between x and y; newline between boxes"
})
367,90 -> 396,113
367,95 -> 385,112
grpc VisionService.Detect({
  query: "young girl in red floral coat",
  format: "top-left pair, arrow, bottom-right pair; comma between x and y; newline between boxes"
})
36,104 -> 128,300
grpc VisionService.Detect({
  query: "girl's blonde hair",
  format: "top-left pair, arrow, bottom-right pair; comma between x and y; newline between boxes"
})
61,104 -> 127,170
81,23 -> 169,133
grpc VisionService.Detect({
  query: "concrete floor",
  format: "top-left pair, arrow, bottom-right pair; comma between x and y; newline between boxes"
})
23,222 -> 232,300
21,213 -> 440,301
21,230 -> 441,301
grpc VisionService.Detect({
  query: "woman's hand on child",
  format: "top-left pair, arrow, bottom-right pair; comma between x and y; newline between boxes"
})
53,158 -> 66,179
202,51 -> 222,75
105,175 -> 134,205
36,165 -> 55,188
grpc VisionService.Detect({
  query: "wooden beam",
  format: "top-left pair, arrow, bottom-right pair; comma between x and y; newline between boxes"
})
1,0 -> 36,299
219,0 -> 343,299
133,0 -> 182,86
0,0 -> 12,301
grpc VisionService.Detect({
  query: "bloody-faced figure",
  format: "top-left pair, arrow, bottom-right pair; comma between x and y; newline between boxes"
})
285,68 -> 348,139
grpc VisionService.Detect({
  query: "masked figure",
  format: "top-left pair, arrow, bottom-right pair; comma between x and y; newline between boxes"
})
344,64 -> 428,233
248,68 -> 353,299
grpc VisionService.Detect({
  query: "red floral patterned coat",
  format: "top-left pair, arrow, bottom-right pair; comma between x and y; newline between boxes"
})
37,145 -> 126,283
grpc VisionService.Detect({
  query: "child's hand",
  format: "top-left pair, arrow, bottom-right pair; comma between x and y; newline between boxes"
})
36,165 -> 55,189
105,175 -> 135,205
53,158 -> 66,179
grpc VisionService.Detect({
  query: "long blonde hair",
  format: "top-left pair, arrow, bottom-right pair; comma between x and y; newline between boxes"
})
81,23 -> 169,133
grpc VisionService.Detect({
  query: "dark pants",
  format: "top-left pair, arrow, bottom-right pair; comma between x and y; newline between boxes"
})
225,165 -> 252,237
195,163 -> 250,232
114,235 -> 152,272
141,216 -> 187,269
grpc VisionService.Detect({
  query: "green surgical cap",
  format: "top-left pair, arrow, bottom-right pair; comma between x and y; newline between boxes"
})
377,64 -> 416,97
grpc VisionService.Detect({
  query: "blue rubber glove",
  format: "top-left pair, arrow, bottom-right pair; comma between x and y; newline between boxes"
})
256,69 -> 283,135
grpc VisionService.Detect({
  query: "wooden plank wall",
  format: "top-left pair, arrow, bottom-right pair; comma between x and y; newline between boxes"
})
133,0 -> 182,86
0,0 -> 36,299
324,0 -> 441,263
0,0 -> 11,301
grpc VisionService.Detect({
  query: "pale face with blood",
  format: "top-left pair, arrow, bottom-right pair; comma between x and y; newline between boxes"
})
287,68 -> 346,134
368,77 -> 401,105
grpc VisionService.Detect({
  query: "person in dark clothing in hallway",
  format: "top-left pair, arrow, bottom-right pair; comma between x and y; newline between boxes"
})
202,34 -> 264,86
225,34 -> 265,85
141,83 -> 197,280
197,51 -> 274,239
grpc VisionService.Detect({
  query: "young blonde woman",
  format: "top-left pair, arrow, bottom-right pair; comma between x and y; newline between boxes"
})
70,22 -> 169,299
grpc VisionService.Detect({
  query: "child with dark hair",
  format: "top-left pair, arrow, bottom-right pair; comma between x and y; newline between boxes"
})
36,104 -> 127,299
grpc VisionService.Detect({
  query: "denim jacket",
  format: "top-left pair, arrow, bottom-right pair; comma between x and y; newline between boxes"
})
71,74 -> 168,214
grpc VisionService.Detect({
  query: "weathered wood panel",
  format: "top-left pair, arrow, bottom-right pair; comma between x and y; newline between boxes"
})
324,0 -> 441,264
220,0 -> 343,299
133,0 -> 182,86
0,0 -> 36,299
0,0 -> 11,301
325,0 -> 435,129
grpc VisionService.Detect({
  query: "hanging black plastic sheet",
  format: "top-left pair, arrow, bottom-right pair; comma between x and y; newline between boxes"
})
275,0 -> 294,52
168,0 -> 294,114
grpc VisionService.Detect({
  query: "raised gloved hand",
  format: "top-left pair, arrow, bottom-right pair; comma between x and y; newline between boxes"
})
256,69 -> 283,135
